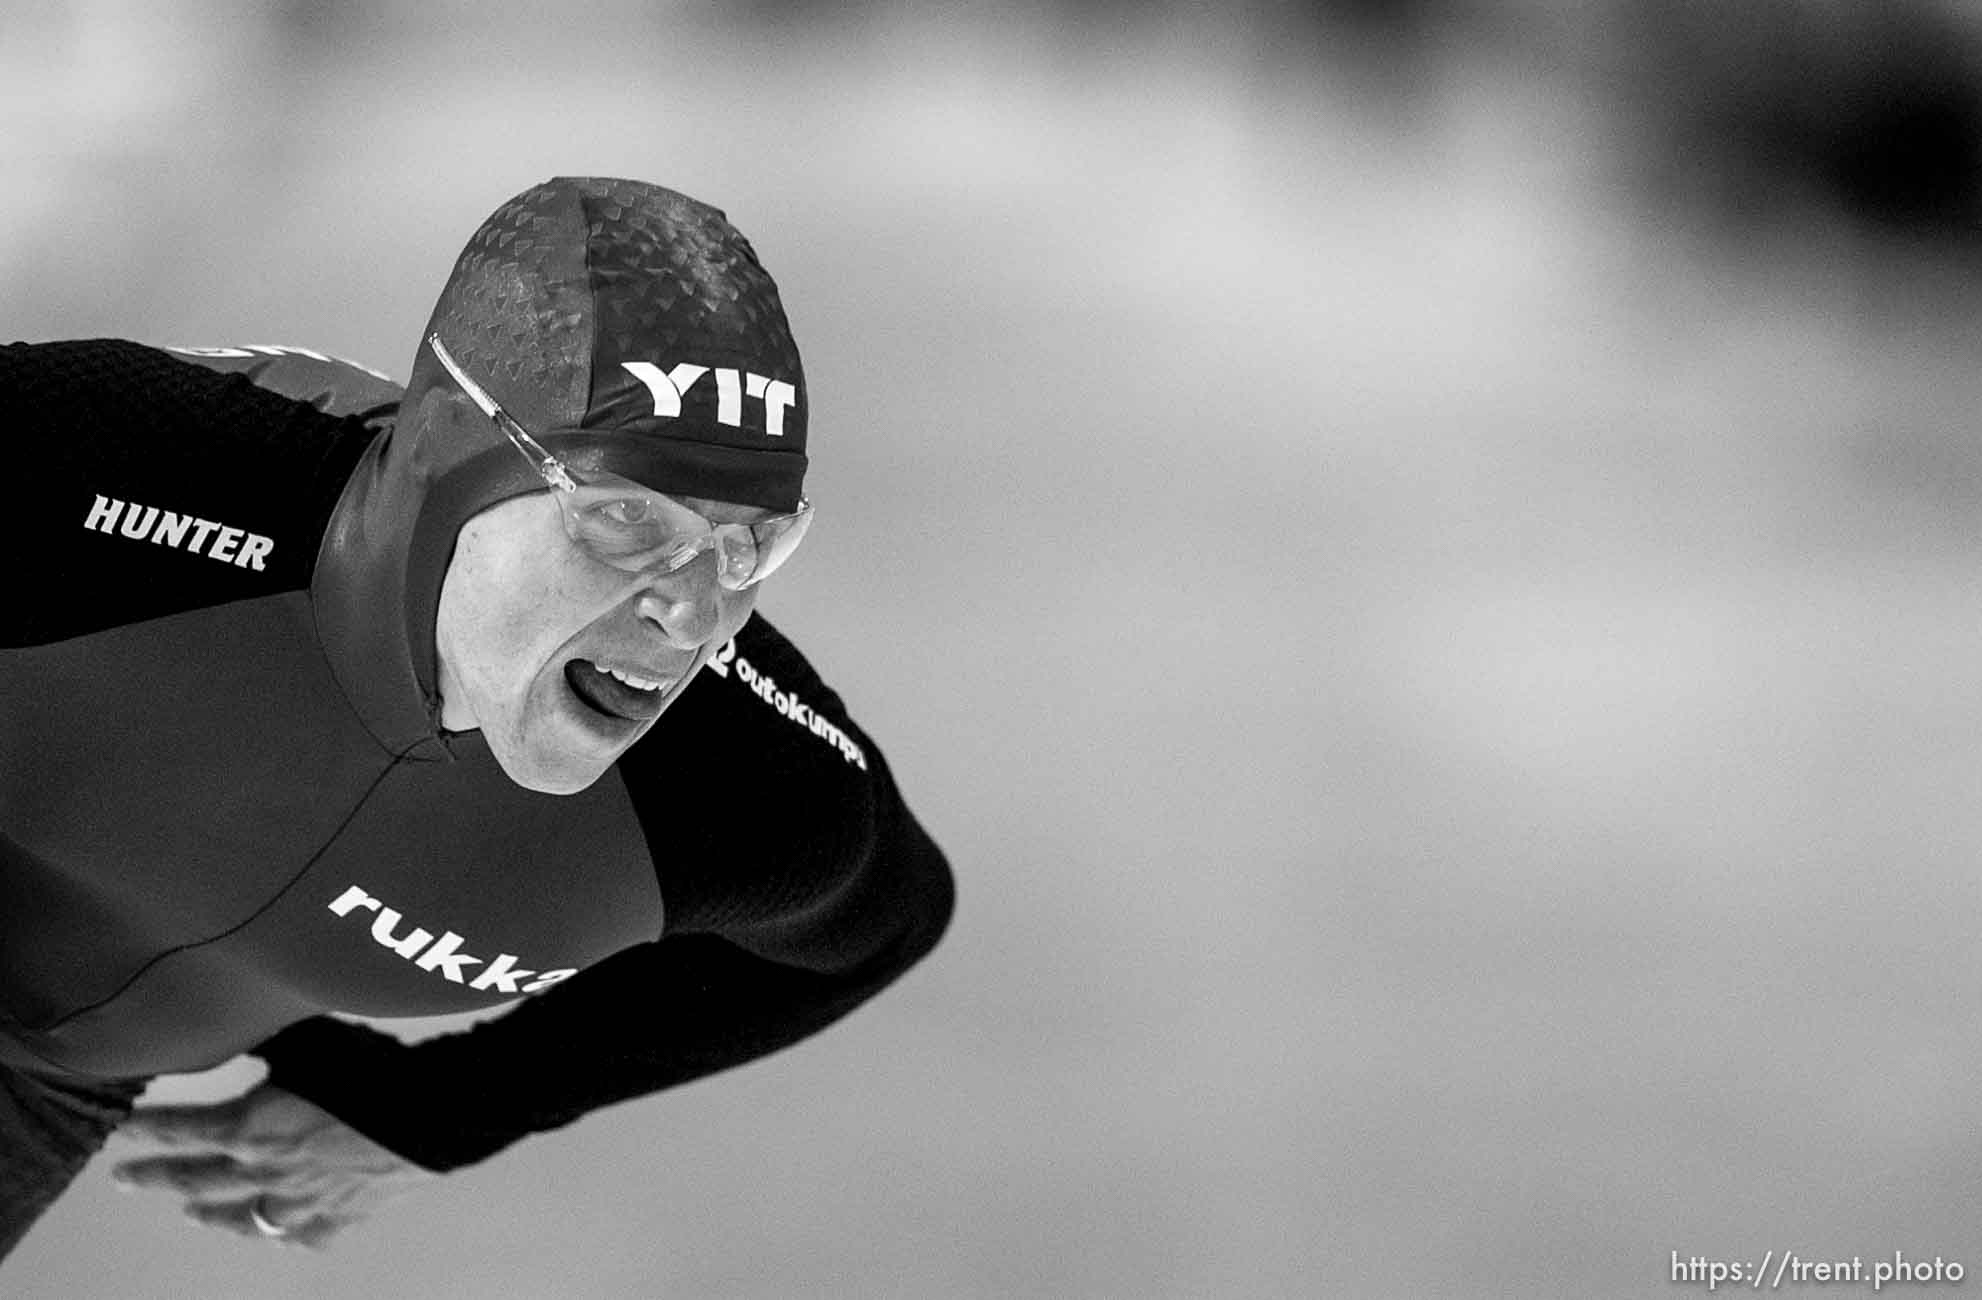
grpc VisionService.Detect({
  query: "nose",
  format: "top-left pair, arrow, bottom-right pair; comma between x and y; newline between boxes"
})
633,561 -> 722,650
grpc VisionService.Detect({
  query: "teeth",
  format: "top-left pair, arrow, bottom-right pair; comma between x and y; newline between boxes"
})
602,665 -> 667,692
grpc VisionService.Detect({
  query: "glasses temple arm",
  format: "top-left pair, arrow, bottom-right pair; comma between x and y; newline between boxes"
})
427,333 -> 578,493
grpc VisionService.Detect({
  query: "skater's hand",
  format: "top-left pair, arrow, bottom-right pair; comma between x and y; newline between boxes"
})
111,1081 -> 436,1248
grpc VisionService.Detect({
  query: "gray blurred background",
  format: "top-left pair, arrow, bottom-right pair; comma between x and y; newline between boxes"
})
8,0 -> 1982,1296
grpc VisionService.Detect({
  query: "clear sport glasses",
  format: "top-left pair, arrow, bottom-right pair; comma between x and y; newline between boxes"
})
427,333 -> 812,591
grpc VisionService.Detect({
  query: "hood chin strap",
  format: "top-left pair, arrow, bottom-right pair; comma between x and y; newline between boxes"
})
311,432 -> 451,761
312,417 -> 549,761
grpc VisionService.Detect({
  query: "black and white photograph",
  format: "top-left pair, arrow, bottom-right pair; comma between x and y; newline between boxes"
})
7,2 -> 1982,1296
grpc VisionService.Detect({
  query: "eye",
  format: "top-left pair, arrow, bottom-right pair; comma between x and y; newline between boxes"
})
571,495 -> 667,558
596,497 -> 653,526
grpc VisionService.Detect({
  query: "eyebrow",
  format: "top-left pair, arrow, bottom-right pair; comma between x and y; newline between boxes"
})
575,483 -> 775,527
684,498 -> 778,526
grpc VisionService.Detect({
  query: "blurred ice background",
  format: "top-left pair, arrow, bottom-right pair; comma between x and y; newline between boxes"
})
8,1 -> 1982,1296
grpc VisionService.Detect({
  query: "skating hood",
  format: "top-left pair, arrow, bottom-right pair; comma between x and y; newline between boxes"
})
310,177 -> 809,757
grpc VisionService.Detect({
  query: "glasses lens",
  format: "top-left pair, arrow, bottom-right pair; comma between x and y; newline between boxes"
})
735,507 -> 812,588
556,473 -> 811,590
713,528 -> 759,588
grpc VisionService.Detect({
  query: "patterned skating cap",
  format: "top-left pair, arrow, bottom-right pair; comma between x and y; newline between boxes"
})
421,176 -> 808,512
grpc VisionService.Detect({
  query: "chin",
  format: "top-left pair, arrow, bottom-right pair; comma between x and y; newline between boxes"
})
508,768 -> 607,796
487,743 -> 617,796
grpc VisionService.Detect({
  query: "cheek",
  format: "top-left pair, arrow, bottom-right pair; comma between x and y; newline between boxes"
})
718,589 -> 761,642
446,543 -> 617,696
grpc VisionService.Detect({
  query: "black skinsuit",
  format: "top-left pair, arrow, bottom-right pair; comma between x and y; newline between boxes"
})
0,339 -> 954,1173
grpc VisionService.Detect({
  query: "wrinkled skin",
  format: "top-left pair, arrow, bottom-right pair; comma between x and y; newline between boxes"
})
434,490 -> 761,794
111,1083 -> 436,1249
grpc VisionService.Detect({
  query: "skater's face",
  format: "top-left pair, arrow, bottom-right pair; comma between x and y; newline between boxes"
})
433,490 -> 761,794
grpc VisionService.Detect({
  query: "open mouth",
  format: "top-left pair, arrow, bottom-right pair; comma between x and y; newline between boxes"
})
563,659 -> 675,723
